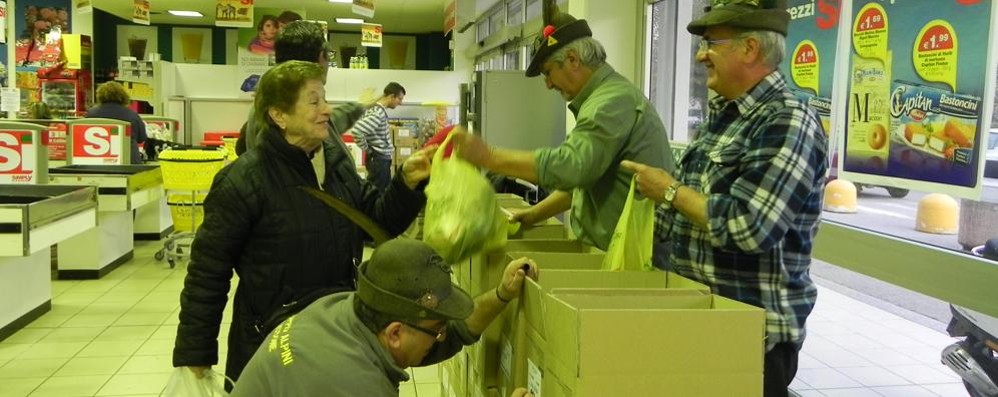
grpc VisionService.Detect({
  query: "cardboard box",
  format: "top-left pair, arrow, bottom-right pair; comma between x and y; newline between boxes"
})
462,248 -> 606,394
394,136 -> 420,148
440,351 -> 468,397
503,273 -> 711,395
541,291 -> 765,397
495,193 -> 526,207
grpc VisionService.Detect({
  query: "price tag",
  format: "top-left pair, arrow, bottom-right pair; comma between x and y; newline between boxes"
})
852,3 -> 889,63
913,20 -> 959,91
791,40 -> 820,95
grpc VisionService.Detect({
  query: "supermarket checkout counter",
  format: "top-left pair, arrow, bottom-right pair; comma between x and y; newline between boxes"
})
49,165 -> 162,278
0,185 -> 98,339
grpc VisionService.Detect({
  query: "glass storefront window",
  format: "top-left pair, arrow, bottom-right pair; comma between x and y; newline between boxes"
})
647,1 -> 998,260
526,0 -> 541,22
477,19 -> 490,42
508,0 -> 523,26
505,49 -> 520,71
490,8 -> 505,35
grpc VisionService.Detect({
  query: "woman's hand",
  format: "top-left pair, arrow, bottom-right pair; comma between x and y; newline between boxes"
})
401,144 -> 439,189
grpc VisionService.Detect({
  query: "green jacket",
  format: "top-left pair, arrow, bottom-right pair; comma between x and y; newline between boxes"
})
535,64 -> 674,250
231,293 -> 479,396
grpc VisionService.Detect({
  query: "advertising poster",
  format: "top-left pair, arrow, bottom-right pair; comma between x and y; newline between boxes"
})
236,7 -> 305,94
75,0 -> 91,13
0,1 -> 7,44
842,0 -> 994,198
172,27 -> 212,64
361,23 -> 382,47
353,0 -> 375,18
133,0 -> 150,25
779,0 -> 842,164
216,0 -> 253,28
14,0 -> 72,67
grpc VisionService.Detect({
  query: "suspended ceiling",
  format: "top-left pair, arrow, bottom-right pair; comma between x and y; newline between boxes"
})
93,0 -> 449,34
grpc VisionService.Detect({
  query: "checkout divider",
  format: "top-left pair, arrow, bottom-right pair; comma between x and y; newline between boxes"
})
439,194 -> 766,397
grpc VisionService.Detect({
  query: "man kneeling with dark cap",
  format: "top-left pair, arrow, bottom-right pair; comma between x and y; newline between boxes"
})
231,238 -> 536,396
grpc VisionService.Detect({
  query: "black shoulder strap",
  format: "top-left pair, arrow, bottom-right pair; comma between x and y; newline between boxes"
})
299,186 -> 390,246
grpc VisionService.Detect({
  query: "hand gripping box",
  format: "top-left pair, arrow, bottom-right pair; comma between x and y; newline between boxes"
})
466,248 -> 607,395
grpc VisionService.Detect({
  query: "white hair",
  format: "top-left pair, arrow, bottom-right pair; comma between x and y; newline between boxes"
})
739,30 -> 786,69
546,37 -> 607,69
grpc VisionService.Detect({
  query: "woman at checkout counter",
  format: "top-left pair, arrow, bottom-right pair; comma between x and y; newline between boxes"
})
86,81 -> 147,164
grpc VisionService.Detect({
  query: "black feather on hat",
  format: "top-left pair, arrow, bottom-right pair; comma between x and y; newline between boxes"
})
687,0 -> 791,36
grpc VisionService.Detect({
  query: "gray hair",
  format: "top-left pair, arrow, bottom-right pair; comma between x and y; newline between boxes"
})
738,30 -> 786,69
546,37 -> 607,70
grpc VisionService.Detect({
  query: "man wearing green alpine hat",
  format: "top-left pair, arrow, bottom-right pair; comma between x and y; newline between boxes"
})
621,1 -> 828,396
452,11 -> 673,253
231,238 -> 537,396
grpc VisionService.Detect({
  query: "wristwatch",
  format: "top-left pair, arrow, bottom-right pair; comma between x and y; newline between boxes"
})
661,181 -> 683,212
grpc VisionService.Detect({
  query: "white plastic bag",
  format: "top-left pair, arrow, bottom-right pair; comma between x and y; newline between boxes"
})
163,367 -> 230,397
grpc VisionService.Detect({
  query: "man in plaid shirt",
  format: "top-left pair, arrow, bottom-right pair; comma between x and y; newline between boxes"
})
622,1 -> 827,396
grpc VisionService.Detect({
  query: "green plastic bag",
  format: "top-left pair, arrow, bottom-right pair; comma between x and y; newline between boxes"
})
601,176 -> 655,271
423,133 -> 508,263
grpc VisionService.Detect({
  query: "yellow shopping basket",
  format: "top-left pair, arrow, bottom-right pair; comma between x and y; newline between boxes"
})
167,193 -> 208,232
157,148 -> 228,191
155,147 -> 227,268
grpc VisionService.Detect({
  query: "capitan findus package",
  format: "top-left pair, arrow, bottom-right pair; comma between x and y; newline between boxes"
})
890,80 -> 981,166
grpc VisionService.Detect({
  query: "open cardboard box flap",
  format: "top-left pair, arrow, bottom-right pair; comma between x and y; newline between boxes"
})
520,269 -> 710,337
543,291 -> 765,377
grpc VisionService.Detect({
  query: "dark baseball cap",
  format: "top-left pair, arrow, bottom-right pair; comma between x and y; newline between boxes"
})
687,0 -> 791,36
356,238 -> 474,321
525,12 -> 593,77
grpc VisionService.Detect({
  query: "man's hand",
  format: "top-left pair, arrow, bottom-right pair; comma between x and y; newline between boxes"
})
497,257 -> 538,302
450,127 -> 492,167
620,160 -> 678,203
504,207 -> 539,227
510,388 -> 533,397
401,144 -> 439,189
187,366 -> 210,379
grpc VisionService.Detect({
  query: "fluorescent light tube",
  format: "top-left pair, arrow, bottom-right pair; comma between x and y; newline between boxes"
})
168,10 -> 204,17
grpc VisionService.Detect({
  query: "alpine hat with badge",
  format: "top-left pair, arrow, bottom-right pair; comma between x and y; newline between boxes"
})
525,12 -> 593,77
356,238 -> 474,321
687,0 -> 791,36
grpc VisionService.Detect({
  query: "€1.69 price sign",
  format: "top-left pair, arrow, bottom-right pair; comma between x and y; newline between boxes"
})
0,130 -> 39,184
72,124 -> 125,165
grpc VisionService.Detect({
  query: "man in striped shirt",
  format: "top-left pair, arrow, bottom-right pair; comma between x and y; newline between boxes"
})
621,1 -> 827,397
352,82 -> 406,191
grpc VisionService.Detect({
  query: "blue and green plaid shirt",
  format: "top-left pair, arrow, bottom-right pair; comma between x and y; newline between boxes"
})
656,71 -> 828,350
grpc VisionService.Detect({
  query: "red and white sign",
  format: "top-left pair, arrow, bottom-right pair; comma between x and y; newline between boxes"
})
0,130 -> 38,184
72,124 -> 126,165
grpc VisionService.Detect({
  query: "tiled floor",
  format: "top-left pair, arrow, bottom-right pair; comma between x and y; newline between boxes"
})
0,240 -> 971,396
791,286 -> 968,397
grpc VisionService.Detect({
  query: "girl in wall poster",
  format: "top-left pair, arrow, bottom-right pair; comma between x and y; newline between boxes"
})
247,15 -> 278,55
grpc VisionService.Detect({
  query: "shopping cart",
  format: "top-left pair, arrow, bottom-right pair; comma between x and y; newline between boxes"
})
154,146 -> 228,268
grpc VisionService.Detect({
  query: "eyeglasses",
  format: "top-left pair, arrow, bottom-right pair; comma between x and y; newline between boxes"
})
697,38 -> 737,53
404,322 -> 447,342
